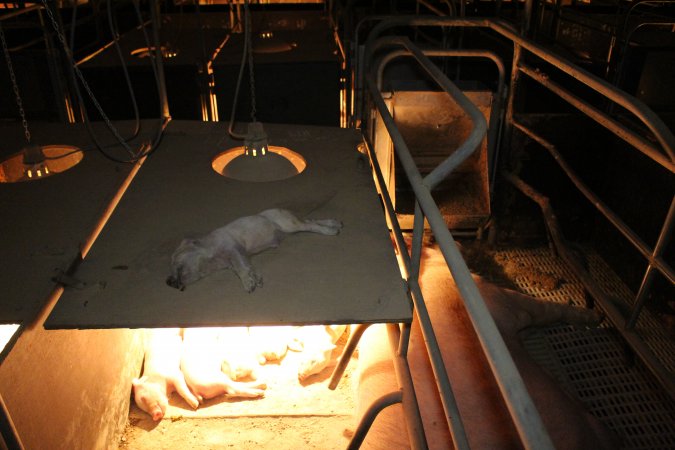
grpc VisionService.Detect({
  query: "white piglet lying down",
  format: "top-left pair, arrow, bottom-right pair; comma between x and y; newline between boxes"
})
248,325 -> 301,364
180,327 -> 267,402
295,325 -> 348,381
132,328 -> 200,421
218,327 -> 261,381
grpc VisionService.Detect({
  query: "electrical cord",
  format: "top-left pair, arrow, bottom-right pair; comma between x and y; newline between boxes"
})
228,0 -> 252,140
106,0 -> 141,141
41,0 -> 166,163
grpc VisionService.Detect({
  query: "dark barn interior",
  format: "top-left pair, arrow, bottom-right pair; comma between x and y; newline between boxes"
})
0,1 -> 673,449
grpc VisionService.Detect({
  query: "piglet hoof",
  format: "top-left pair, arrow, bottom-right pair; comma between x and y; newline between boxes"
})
327,221 -> 343,235
242,272 -> 264,293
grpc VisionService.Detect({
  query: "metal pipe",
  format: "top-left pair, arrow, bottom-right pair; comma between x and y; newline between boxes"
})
359,138 -> 412,277
149,0 -> 170,120
512,121 -> 675,284
75,19 -> 153,66
362,16 -> 675,164
29,149 -> 148,330
366,70 -> 555,450
518,64 -> 674,173
0,4 -> 42,22
503,171 -> 675,400
613,21 -> 675,90
370,37 -> 487,190
352,15 -> 393,126
487,18 -> 675,163
328,324 -> 371,390
387,323 -> 428,450
417,0 -> 448,16
347,391 -> 403,450
504,41 -> 522,161
362,136 -> 470,449
375,48 -> 506,191
627,196 -> 675,329
0,392 -> 24,450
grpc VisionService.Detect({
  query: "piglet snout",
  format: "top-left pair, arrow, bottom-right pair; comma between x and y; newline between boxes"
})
166,276 -> 185,291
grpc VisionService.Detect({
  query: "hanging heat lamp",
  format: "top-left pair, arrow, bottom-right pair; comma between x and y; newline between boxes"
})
213,0 -> 304,183
0,19 -> 82,183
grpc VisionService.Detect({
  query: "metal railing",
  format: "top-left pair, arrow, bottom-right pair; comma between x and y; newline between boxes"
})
356,14 -> 675,448
361,33 -> 555,449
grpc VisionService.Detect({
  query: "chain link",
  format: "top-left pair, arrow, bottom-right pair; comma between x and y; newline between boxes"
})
41,0 -> 136,156
244,0 -> 257,122
0,20 -> 31,144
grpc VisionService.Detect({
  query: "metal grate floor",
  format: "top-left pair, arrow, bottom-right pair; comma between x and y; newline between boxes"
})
493,247 -> 675,450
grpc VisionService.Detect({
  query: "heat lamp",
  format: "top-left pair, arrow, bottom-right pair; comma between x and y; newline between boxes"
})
0,19 -> 82,183
218,0 -> 303,183
213,122 -> 306,182
0,145 -> 83,184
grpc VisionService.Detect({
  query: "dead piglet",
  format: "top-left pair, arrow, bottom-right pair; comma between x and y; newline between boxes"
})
181,327 -> 266,402
166,208 -> 343,293
296,325 -> 348,381
132,328 -> 200,421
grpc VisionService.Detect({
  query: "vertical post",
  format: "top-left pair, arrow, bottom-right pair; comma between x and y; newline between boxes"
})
502,43 -> 522,170
149,0 -> 170,120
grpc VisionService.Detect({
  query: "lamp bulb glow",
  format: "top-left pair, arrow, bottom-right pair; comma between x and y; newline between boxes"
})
244,122 -> 270,158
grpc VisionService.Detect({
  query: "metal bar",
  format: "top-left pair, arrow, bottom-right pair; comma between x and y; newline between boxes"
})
504,42 -> 523,169
487,18 -> 675,163
387,323 -> 428,450
503,171 -> 675,400
362,16 -> 675,164
370,40 -> 548,447
75,19 -> 152,67
0,393 -> 24,450
347,391 -> 403,450
627,197 -> 675,329
518,64 -> 674,173
375,48 -> 507,189
370,36 -> 488,190
328,324 -> 371,390
149,0 -> 170,120
512,121 -> 675,284
29,151 -> 148,330
358,13 -> 675,444
362,135 -> 470,450
352,15 -> 392,127
360,138 -> 411,277
365,70 -> 555,450
417,0 -> 448,16
0,4 -> 42,22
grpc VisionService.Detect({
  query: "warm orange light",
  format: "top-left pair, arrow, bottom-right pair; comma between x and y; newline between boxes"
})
0,324 -> 20,354
130,46 -> 178,59
212,145 -> 306,182
0,145 -> 83,183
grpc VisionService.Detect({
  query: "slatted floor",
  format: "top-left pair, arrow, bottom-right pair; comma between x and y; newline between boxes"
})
497,247 -> 675,449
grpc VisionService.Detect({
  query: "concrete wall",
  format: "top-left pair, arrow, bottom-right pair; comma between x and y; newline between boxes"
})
0,326 -> 144,450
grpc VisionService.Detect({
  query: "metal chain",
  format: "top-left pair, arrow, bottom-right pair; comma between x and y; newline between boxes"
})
244,0 -> 257,122
40,0 -> 135,156
0,20 -> 31,144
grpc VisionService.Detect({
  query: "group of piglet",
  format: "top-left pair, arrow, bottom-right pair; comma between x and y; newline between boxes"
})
132,324 -> 347,421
